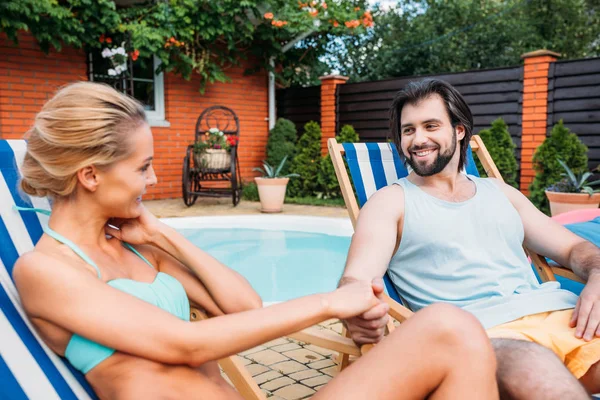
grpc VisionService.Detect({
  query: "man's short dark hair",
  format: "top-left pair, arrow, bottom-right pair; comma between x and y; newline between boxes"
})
389,79 -> 474,172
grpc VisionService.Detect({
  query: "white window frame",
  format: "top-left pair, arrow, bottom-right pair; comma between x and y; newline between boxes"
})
88,53 -> 169,127
144,56 -> 169,127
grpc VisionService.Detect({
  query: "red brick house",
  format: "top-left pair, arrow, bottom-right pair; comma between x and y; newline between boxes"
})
0,32 -> 269,200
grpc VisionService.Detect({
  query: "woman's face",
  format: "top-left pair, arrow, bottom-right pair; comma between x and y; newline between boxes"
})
95,123 -> 157,218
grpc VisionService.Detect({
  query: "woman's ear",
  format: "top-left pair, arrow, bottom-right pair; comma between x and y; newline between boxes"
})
77,166 -> 100,193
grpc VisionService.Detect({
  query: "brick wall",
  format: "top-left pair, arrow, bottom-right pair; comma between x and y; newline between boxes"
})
0,32 -> 268,200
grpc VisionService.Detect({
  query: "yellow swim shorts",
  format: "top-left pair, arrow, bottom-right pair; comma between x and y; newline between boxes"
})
487,309 -> 600,379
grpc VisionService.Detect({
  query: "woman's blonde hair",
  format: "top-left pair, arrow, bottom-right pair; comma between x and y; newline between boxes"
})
20,82 -> 147,199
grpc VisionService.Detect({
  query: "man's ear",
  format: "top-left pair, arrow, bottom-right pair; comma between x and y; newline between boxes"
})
76,166 -> 100,193
455,124 -> 466,141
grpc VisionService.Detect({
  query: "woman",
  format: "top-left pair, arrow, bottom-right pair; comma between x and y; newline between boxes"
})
14,82 -> 498,399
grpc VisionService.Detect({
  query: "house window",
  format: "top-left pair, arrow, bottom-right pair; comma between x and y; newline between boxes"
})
88,50 -> 168,126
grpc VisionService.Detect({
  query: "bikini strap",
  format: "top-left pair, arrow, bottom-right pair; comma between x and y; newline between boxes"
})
121,242 -> 155,270
13,206 -> 102,279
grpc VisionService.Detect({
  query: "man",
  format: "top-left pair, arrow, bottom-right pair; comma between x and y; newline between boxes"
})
339,79 -> 600,399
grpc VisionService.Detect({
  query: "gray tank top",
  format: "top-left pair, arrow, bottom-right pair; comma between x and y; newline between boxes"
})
388,175 -> 578,328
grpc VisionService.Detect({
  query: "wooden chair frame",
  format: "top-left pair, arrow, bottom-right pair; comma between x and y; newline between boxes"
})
327,135 -> 583,370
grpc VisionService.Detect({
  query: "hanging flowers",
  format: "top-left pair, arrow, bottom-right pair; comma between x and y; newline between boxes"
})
101,41 -> 128,76
264,12 -> 274,19
271,20 -> 288,27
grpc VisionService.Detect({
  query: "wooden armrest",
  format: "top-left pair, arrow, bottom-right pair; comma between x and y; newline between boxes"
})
550,265 -> 585,283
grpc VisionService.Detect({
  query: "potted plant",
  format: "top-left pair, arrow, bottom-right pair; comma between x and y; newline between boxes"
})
253,156 -> 299,213
193,127 -> 238,170
545,159 -> 600,216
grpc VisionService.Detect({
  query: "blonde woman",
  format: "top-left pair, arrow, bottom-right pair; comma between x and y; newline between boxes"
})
13,82 -> 498,399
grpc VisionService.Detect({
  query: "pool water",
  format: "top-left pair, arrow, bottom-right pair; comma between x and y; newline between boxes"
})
178,228 -> 352,302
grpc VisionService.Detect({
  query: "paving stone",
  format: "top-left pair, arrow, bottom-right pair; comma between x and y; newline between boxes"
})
273,384 -> 316,400
283,349 -> 324,364
246,363 -> 270,377
314,384 -> 327,391
254,370 -> 283,385
303,344 -> 337,357
288,369 -> 321,381
320,366 -> 339,377
301,375 -> 331,388
247,349 -> 290,366
271,343 -> 302,352
327,322 -> 344,334
261,377 -> 295,391
238,356 -> 253,366
307,359 -> 335,370
264,338 -> 291,348
239,345 -> 267,356
270,360 -> 308,375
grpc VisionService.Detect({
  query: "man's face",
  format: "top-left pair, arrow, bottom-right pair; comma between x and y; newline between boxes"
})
399,95 -> 464,177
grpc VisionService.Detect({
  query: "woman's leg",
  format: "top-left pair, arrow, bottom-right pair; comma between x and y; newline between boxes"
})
313,303 -> 498,400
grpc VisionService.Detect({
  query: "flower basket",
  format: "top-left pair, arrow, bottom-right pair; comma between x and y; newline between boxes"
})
194,149 -> 231,170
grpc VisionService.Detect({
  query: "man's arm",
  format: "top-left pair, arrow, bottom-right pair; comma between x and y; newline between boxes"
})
339,184 -> 405,344
494,179 -> 600,340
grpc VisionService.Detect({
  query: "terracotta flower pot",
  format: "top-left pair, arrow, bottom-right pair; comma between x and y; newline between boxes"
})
255,177 -> 289,213
545,190 -> 600,216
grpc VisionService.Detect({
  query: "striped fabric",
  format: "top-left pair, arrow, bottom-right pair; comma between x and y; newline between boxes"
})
341,142 -> 480,302
0,140 -> 97,400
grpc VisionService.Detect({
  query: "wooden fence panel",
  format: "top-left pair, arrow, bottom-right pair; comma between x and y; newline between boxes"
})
548,57 -> 600,171
337,66 -> 523,165
276,86 -> 320,137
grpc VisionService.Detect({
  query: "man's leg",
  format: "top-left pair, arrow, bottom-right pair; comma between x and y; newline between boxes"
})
492,338 -> 590,399
580,361 -> 600,394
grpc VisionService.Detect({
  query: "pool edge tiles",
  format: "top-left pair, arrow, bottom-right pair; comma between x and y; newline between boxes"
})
160,215 -> 354,237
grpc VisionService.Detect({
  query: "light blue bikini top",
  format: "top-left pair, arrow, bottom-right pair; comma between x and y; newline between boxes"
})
16,207 -> 190,374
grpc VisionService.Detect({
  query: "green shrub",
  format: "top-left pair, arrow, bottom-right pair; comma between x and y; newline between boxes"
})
529,120 -> 588,214
318,124 -> 360,198
474,118 -> 519,188
266,118 -> 297,176
288,121 -> 322,197
241,181 -> 259,201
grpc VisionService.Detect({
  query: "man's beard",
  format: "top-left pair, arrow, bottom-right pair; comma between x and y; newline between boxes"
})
405,129 -> 457,177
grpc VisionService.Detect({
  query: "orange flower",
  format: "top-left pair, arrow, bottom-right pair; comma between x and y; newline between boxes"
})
169,37 -> 176,43
264,12 -> 274,19
332,20 -> 339,27
99,34 -> 105,43
321,2 -> 327,8
298,2 -> 307,8
309,9 -> 318,17
105,37 -> 112,44
345,20 -> 360,28
354,7 -> 360,11
364,10 -> 372,17
131,49 -> 140,61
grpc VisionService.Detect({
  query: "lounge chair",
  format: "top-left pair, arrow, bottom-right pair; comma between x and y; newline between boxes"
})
327,135 -> 586,370
0,139 -> 360,400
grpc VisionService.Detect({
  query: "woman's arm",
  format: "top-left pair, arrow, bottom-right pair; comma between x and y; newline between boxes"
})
14,251 -> 377,367
149,223 -> 263,314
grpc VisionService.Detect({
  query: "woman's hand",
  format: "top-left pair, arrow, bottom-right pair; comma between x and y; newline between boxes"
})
326,280 -> 382,320
104,205 -> 162,245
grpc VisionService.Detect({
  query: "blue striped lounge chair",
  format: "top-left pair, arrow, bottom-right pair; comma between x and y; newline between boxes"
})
327,135 -> 586,369
0,138 -> 359,400
0,139 -> 272,400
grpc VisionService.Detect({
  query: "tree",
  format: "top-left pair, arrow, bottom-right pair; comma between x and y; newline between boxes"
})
475,119 -> 519,188
288,121 -> 322,197
266,118 -> 297,176
1,0 -> 375,91
326,0 -> 600,82
529,120 -> 589,214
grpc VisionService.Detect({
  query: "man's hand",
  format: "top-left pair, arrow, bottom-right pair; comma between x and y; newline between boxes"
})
340,278 -> 390,345
571,272 -> 600,341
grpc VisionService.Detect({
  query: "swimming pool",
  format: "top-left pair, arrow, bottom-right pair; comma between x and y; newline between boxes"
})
162,216 -> 353,303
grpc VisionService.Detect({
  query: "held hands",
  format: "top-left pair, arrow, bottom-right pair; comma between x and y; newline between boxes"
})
104,205 -> 162,245
332,278 -> 390,345
570,272 -> 600,341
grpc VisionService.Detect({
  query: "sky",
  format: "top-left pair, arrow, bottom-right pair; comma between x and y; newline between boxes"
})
368,0 -> 397,11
